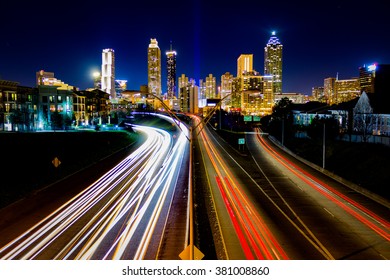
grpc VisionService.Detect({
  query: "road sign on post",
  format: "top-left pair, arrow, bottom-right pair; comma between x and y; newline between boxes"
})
238,138 -> 245,145
52,157 -> 61,168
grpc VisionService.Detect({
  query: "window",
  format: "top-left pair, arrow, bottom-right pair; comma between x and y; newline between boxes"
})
42,96 -> 48,103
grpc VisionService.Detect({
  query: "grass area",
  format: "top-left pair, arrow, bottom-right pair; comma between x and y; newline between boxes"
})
286,138 -> 390,200
0,130 -> 138,208
131,114 -> 178,132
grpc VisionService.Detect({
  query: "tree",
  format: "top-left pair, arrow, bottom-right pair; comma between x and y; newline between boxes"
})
307,115 -> 340,141
64,114 -> 73,130
51,111 -> 63,130
9,109 -> 23,131
268,97 -> 294,143
353,92 -> 375,142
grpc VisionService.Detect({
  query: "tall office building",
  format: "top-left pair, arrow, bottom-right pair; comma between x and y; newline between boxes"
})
264,31 -> 283,95
324,77 -> 336,104
199,74 -> 217,99
166,43 -> 177,100
359,64 -> 376,94
220,72 -> 234,110
334,78 -> 360,104
237,54 -> 253,77
312,86 -> 324,101
148,38 -> 162,98
101,48 -> 116,99
179,78 -> 198,114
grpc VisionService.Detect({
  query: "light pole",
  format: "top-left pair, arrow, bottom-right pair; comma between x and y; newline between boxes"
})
281,117 -> 284,146
323,122 -> 326,169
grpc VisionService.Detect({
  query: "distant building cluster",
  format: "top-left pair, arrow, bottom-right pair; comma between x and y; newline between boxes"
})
296,64 -> 390,137
311,63 -> 388,105
142,33 -> 286,117
0,72 -> 111,131
1,33 -> 390,136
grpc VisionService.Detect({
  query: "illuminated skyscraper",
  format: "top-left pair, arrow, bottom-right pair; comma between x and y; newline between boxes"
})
148,38 -> 162,98
166,42 -> 177,100
237,54 -> 253,77
264,32 -> 283,95
221,72 -> 234,110
101,48 -> 116,99
359,64 -> 376,94
199,74 -> 217,99
324,77 -> 336,104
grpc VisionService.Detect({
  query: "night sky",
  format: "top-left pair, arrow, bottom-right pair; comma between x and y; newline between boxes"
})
1,0 -> 389,96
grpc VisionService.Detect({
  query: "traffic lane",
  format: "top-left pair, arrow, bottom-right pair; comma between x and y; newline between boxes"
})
196,124 -> 246,259
247,133 -> 390,259
0,133 -> 146,249
203,127 -> 326,259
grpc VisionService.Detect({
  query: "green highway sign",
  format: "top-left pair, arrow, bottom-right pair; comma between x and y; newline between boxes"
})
244,115 -> 252,122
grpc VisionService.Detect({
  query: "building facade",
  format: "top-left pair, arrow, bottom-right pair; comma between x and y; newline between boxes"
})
334,78 -> 360,104
179,79 -> 198,114
264,32 -> 283,95
101,49 -> 116,99
237,54 -> 253,77
199,74 -> 217,100
0,80 -> 37,131
166,43 -> 177,100
147,38 -> 162,98
220,72 -> 234,110
323,77 -> 336,104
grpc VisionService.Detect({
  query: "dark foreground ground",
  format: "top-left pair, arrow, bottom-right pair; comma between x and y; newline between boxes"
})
0,130 -> 138,209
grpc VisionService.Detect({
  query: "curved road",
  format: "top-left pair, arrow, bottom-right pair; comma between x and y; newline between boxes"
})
195,118 -> 390,260
0,124 -> 189,260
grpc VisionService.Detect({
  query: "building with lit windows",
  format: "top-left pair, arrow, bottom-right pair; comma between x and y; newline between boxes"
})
324,77 -> 361,105
0,80 -> 37,131
334,78 -> 360,104
36,85 -> 73,129
36,70 -> 77,91
264,31 -> 283,95
199,74 -> 217,100
179,78 -> 198,114
115,79 -> 127,97
147,38 -> 162,98
359,64 -> 390,98
324,77 -> 336,104
237,54 -> 253,77
220,72 -> 234,110
312,86 -> 325,101
166,43 -> 177,100
359,64 -> 376,94
101,49 -> 116,99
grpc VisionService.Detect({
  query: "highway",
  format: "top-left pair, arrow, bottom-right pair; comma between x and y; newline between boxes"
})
0,123 -> 190,260
194,117 -> 390,260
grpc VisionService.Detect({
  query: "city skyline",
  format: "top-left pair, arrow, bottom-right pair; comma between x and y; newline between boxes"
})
1,0 -> 389,96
